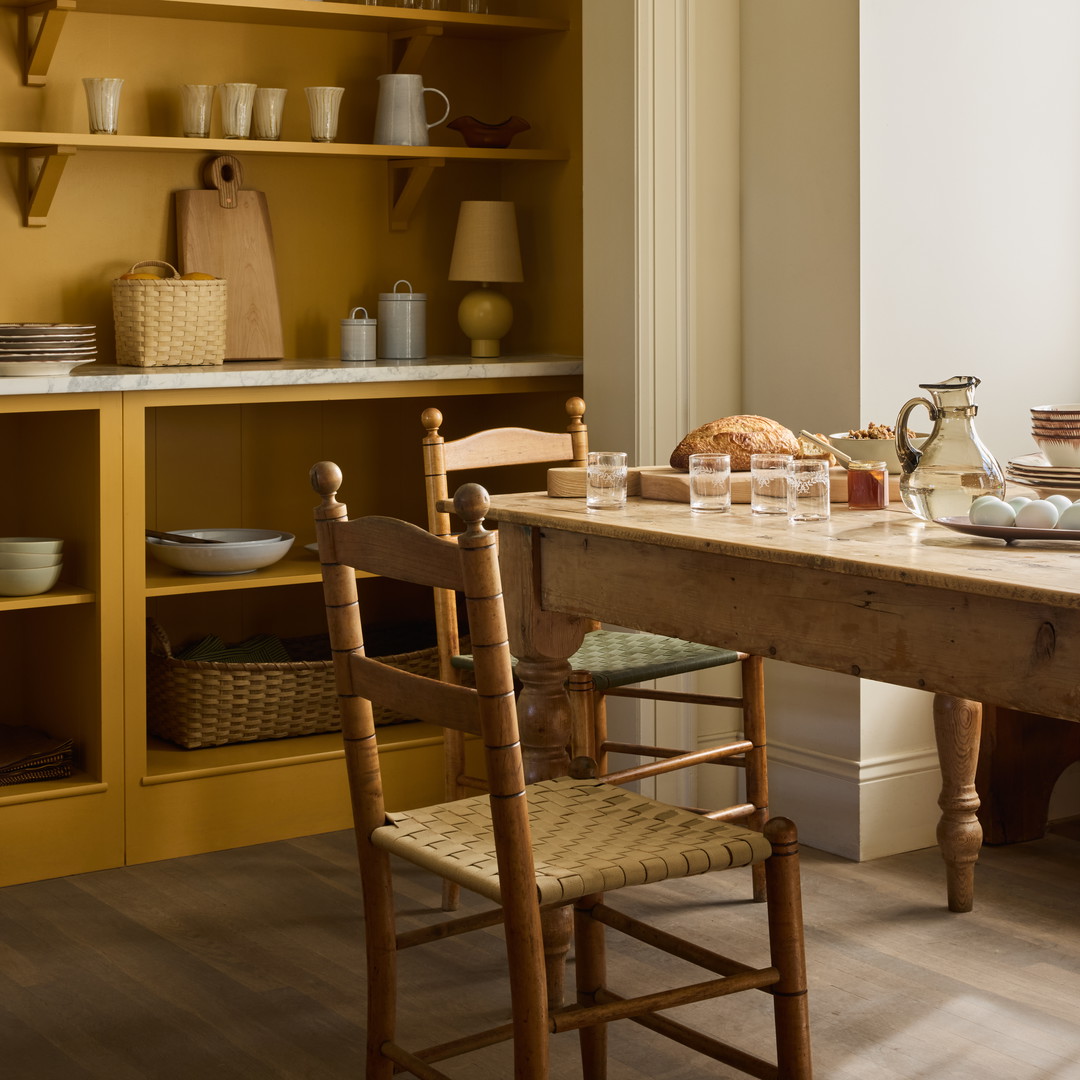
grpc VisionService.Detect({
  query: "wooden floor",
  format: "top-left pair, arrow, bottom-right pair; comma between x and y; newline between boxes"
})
3,828 -> 1080,1079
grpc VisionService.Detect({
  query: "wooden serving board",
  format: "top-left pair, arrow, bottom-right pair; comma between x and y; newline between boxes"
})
176,155 -> 284,360
548,465 -> 901,503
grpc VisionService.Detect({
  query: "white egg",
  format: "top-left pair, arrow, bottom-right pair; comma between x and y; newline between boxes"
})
970,495 -> 1001,511
1007,497 -> 1032,512
1014,499 -> 1060,528
1047,494 -> 1074,513
1057,502 -> 1080,529
970,498 -> 1016,527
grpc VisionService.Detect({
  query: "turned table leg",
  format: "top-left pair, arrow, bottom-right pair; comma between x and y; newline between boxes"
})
933,694 -> 983,913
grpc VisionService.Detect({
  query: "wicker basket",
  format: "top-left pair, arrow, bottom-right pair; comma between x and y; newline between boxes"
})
146,619 -> 440,749
112,261 -> 226,367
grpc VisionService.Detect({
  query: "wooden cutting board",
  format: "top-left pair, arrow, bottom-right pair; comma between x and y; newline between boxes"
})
548,465 -> 902,503
176,155 -> 284,360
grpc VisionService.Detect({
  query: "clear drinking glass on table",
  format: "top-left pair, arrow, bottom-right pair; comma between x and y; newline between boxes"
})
689,453 -> 731,512
750,453 -> 793,514
787,458 -> 831,522
586,451 -> 627,510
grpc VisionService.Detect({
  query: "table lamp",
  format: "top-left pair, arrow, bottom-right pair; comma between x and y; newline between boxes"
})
448,200 -> 523,358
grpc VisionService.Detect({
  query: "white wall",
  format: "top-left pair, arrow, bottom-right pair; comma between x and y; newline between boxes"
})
860,0 -> 1080,458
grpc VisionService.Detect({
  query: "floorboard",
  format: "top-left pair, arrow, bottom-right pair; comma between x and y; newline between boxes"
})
2,831 -> 1080,1078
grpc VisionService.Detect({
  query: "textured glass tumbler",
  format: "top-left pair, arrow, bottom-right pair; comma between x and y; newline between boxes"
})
586,451 -> 627,510
180,84 -> 214,137
83,77 -> 123,135
689,453 -> 731,512
218,82 -> 257,138
305,86 -> 344,142
252,87 -> 287,140
750,453 -> 793,514
787,459 -> 831,522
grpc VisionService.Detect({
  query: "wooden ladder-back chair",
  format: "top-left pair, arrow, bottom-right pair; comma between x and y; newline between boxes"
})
311,464 -> 812,1080
422,397 -> 772,906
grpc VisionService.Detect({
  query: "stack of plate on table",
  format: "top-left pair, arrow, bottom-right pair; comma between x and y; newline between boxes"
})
1006,451 -> 1080,496
1029,403 -> 1080,468
0,323 -> 96,377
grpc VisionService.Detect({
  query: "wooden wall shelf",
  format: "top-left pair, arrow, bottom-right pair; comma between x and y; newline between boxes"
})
3,134 -> 568,226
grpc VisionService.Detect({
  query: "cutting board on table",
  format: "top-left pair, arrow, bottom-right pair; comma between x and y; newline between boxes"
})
176,154 -> 283,360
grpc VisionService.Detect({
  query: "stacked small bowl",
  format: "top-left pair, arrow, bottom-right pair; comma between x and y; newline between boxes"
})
0,538 -> 63,596
1031,405 -> 1080,468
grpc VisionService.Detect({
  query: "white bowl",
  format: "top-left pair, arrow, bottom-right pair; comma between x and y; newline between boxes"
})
827,433 -> 928,473
1034,436 -> 1080,468
0,563 -> 62,596
0,552 -> 63,569
146,528 -> 294,575
0,537 -> 63,554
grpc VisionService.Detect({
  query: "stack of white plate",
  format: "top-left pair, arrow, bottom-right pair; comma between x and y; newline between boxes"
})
1006,451 -> 1080,494
0,324 -> 96,377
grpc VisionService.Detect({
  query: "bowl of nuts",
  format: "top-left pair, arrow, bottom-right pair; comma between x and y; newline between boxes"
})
828,423 -> 927,473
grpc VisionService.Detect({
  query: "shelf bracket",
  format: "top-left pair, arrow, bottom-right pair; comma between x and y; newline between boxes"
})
389,25 -> 444,75
22,145 -> 75,227
388,157 -> 445,232
20,0 -> 75,87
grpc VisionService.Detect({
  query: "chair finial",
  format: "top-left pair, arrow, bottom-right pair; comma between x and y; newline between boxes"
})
422,407 -> 444,437
566,397 -> 586,424
453,482 -> 490,531
310,461 -> 342,499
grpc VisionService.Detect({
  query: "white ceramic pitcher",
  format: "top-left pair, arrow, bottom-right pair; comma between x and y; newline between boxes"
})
373,74 -> 450,146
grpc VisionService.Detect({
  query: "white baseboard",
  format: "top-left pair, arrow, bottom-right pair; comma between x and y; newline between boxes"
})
766,740 -> 941,861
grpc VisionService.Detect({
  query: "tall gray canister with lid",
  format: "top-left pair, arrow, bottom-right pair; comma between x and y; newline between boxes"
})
377,279 -> 426,359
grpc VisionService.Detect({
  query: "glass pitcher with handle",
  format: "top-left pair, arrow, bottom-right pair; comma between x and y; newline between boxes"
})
894,375 -> 1005,521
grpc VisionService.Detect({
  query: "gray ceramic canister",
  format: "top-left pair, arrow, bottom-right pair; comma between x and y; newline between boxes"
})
341,306 -> 376,362
377,279 -> 426,359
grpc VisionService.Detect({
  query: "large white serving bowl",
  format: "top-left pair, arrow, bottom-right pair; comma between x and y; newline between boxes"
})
0,563 -> 62,596
0,552 -> 63,569
146,528 -> 294,575
828,433 -> 928,473
0,537 -> 63,554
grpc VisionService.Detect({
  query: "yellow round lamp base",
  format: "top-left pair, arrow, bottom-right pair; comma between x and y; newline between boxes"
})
458,287 -> 513,359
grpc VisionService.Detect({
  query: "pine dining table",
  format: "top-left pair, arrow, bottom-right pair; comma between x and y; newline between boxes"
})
483,489 -> 1080,931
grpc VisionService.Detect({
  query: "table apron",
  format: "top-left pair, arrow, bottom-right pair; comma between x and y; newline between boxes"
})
533,529 -> 1080,721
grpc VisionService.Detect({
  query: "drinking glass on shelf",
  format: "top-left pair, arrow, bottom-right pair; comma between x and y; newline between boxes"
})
305,86 -> 345,142
179,84 -> 214,138
252,87 -> 287,141
83,77 -> 124,135
218,82 -> 257,139
462,0 -> 490,10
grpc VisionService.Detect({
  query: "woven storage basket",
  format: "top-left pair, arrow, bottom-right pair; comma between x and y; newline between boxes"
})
112,260 -> 226,367
146,619 -> 440,749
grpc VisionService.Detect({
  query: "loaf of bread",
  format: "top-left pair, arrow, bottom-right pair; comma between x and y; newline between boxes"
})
670,415 -> 801,471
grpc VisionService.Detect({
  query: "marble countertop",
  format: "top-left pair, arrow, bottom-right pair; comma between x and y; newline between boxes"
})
0,355 -> 583,396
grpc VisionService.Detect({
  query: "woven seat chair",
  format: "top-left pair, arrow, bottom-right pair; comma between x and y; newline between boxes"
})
422,398 -> 771,909
311,465 -> 813,1080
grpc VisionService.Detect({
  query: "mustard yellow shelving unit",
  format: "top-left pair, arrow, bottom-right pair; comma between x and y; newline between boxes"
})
0,0 -> 582,882
122,375 -> 578,866
0,392 -> 124,887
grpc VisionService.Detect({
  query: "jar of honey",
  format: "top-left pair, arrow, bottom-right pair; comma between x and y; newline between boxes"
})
847,460 -> 888,509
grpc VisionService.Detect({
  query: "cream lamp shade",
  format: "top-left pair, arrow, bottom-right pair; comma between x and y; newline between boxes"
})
448,200 -> 523,358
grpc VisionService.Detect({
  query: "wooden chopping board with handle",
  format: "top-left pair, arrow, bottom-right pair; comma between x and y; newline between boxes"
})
176,155 -> 283,360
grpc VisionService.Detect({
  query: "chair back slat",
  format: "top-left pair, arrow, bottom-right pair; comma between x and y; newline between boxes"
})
350,654 -> 480,735
330,515 -> 463,592
443,426 -> 577,472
